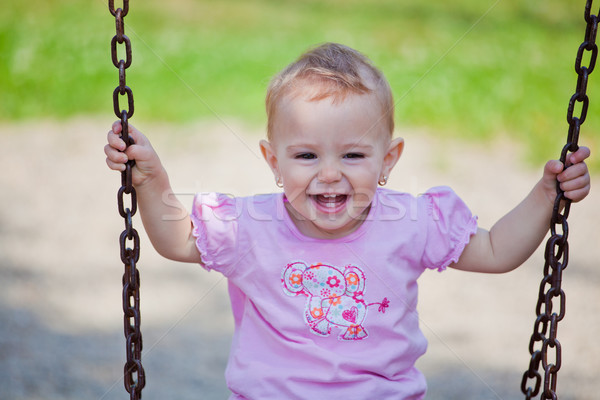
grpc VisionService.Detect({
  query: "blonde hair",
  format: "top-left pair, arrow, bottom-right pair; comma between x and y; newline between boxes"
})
265,42 -> 395,140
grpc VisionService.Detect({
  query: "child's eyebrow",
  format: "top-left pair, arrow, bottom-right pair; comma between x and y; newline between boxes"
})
283,142 -> 376,155
342,143 -> 374,152
285,143 -> 374,153
285,144 -> 316,154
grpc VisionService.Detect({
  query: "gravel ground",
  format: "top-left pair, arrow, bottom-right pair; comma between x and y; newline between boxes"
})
0,119 -> 598,400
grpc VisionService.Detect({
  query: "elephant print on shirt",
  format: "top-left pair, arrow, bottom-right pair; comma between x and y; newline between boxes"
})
282,262 -> 389,341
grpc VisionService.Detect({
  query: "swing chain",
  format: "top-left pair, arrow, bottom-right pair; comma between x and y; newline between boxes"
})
109,1 -> 146,399
521,2 -> 597,399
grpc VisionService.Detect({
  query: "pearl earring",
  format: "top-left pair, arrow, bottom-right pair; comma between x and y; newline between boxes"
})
275,177 -> 283,188
378,175 -> 388,186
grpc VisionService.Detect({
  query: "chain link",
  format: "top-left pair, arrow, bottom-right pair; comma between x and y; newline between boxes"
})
109,1 -> 145,398
521,2 -> 597,399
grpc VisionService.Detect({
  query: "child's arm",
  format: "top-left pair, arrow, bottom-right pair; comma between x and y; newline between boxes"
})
450,147 -> 591,274
105,121 -> 202,264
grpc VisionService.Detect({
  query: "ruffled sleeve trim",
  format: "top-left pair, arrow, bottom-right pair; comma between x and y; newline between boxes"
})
190,209 -> 214,271
436,213 -> 478,272
189,192 -> 239,273
422,186 -> 478,272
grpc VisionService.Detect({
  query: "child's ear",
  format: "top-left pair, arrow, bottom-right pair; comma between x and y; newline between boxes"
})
259,139 -> 280,177
382,137 -> 404,175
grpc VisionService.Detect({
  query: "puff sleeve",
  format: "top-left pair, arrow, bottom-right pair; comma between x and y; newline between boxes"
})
420,186 -> 478,271
190,192 -> 240,274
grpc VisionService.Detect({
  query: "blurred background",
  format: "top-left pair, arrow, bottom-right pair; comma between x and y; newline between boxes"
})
1,0 -> 599,399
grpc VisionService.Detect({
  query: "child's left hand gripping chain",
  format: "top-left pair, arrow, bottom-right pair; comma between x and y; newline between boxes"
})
541,146 -> 591,205
104,121 -> 164,188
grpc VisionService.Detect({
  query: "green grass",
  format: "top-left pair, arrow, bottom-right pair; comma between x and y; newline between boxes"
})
1,0 -> 599,168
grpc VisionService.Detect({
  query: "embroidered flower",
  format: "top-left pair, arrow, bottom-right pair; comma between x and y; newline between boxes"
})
378,297 -> 390,313
320,288 -> 331,298
290,273 -> 302,286
327,276 -> 341,288
352,291 -> 364,302
348,325 -> 363,335
328,295 -> 342,306
305,271 -> 315,280
311,307 -> 324,318
346,273 -> 359,286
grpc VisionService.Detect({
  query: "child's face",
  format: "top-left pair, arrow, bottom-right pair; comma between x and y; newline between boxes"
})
260,92 -> 403,239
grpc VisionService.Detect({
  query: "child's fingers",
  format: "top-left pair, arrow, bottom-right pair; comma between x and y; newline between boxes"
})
104,140 -> 129,163
105,156 -> 126,172
107,128 -> 127,151
547,145 -> 590,181
559,173 -> 590,192
563,185 -> 591,202
112,120 -> 122,134
111,121 -> 144,144
104,144 -> 127,171
567,146 -> 591,165
557,160 -> 589,183
108,122 -> 146,150
558,154 -> 591,201
543,160 -> 564,180
112,121 -> 147,150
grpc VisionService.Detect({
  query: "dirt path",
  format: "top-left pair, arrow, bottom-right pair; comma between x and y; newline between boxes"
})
0,118 -> 598,399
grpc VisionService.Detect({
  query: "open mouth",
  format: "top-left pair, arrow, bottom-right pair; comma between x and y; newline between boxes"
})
312,194 -> 348,213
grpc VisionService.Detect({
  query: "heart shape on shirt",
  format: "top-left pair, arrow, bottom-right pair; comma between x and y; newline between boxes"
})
342,306 -> 358,323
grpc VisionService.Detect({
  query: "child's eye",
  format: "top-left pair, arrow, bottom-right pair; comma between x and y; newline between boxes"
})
295,153 -> 316,160
344,153 -> 365,159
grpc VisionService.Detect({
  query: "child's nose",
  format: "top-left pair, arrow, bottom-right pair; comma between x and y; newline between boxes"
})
318,161 -> 342,183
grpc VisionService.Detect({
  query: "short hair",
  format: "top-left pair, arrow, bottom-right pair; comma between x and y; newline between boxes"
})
265,42 -> 395,140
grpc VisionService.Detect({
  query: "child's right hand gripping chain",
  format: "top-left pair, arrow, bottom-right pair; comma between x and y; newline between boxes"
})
104,121 -> 200,263
104,121 -> 163,187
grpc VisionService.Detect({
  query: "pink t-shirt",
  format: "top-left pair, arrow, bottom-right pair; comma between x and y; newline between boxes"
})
190,186 -> 477,400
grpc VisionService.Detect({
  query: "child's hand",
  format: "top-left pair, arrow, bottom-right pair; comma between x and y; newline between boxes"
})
104,121 -> 163,187
541,146 -> 591,205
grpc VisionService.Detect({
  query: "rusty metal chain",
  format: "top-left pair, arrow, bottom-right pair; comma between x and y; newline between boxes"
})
109,1 -> 145,398
521,2 -> 598,399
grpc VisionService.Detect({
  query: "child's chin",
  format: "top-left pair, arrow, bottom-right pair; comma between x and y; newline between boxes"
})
313,217 -> 359,236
